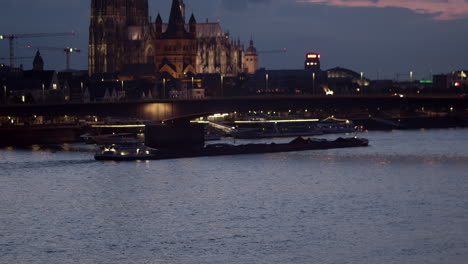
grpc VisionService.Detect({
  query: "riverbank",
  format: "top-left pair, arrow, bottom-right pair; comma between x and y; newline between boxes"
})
0,115 -> 467,147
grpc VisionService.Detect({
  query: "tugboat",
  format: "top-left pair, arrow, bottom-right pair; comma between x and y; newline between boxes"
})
94,144 -> 157,161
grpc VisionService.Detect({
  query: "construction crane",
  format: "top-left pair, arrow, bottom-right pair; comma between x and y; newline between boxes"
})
27,45 -> 81,70
0,56 -> 34,61
258,48 -> 287,54
0,31 -> 75,68
395,72 -> 415,82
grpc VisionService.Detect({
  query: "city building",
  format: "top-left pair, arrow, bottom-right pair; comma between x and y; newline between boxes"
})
89,0 -> 246,78
432,71 -> 467,93
304,53 -> 321,71
325,67 -> 370,94
448,70 -> 468,90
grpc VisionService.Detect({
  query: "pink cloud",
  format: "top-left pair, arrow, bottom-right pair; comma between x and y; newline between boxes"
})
297,0 -> 468,20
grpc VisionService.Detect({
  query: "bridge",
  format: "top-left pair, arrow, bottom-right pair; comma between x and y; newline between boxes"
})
0,95 -> 467,121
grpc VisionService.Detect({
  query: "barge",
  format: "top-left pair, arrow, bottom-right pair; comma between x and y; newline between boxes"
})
95,136 -> 369,161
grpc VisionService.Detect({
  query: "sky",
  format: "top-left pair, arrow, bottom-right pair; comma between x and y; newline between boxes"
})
0,0 -> 467,80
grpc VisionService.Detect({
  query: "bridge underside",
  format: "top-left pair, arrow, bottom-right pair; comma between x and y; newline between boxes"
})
0,96 -> 467,121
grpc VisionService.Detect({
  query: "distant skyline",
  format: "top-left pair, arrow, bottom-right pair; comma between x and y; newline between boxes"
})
1,0 -> 467,80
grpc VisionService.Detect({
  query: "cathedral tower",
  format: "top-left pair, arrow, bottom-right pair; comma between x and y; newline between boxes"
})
88,0 -> 149,75
126,0 -> 149,26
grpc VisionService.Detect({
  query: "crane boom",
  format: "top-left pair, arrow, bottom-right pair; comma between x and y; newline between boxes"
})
0,56 -> 34,60
258,48 -> 287,54
0,31 -> 75,68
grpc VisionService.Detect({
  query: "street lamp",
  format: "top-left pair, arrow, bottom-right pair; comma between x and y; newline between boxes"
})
410,71 -> 413,82
221,75 -> 224,97
312,72 -> 316,94
163,78 -> 166,98
266,73 -> 269,92
3,85 -> 6,104
42,83 -> 45,103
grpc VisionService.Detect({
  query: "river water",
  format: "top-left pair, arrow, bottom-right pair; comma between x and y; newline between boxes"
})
1,129 -> 468,264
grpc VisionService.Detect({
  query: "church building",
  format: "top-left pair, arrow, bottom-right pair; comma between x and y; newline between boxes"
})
88,0 -> 254,79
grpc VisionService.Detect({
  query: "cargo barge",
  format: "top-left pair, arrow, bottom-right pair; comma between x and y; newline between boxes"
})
95,137 -> 369,161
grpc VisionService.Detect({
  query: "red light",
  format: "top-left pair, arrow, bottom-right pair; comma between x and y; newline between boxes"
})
454,82 -> 461,87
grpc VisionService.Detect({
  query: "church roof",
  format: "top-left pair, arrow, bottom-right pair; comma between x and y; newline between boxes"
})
195,23 -> 224,38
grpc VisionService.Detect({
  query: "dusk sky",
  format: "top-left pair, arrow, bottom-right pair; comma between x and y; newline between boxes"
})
1,0 -> 467,80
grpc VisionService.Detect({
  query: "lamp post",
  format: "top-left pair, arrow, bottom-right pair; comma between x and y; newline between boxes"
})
360,72 -> 364,95
312,72 -> 316,94
42,83 -> 45,103
221,75 -> 224,97
266,73 -> 269,92
3,85 -> 6,105
163,78 -> 166,99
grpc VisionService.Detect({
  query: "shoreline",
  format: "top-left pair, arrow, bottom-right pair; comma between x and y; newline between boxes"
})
0,115 -> 467,147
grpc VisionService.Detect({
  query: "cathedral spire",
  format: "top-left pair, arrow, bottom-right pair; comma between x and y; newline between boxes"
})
179,0 -> 186,21
169,0 -> 185,25
163,0 -> 190,39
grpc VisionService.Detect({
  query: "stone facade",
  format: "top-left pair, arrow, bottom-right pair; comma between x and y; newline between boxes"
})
244,39 -> 258,75
89,0 -> 249,78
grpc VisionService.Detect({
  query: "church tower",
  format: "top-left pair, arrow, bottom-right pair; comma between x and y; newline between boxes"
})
33,50 -> 44,72
244,38 -> 258,74
155,0 -> 197,79
88,0 -> 149,76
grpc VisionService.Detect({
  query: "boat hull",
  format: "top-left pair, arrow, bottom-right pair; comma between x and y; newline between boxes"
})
95,137 -> 369,161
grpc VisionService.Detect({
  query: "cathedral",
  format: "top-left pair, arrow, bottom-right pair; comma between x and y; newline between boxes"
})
88,0 -> 258,79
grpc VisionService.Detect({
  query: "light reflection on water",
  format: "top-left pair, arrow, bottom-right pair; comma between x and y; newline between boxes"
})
0,129 -> 468,264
